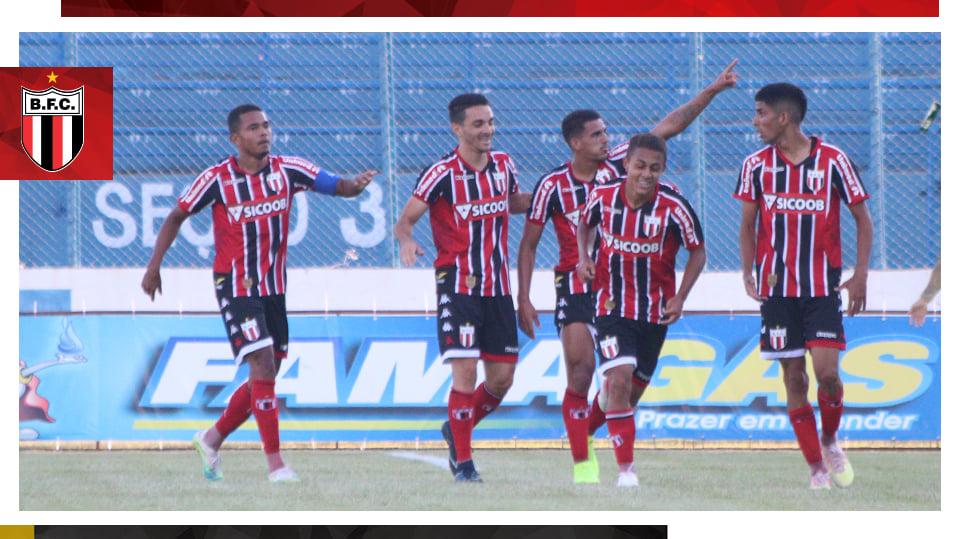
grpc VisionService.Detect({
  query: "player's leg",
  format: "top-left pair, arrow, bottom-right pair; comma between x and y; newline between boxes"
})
595,315 -> 640,487
560,310 -> 598,483
762,297 -> 829,488
448,357 -> 482,481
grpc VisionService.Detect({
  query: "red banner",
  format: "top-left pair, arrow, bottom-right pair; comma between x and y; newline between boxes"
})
0,67 -> 113,181
60,0 -> 938,17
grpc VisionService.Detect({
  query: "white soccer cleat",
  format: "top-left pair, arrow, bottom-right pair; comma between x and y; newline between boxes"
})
616,463 -> 639,488
193,430 -> 222,481
268,466 -> 300,483
809,469 -> 831,490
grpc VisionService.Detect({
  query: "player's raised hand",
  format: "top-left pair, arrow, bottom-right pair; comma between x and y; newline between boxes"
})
742,273 -> 767,303
707,59 -> 739,93
909,299 -> 929,327
354,169 -> 376,190
837,272 -> 867,316
399,240 -> 425,267
141,267 -> 162,301
517,297 -> 541,339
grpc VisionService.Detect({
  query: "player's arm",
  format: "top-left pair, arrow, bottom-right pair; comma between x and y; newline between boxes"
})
910,257 -> 941,327
738,200 -> 766,302
576,219 -> 598,284
509,191 -> 533,214
141,206 -> 190,301
517,221 -> 545,338
649,59 -> 739,141
661,245 -> 706,325
394,197 -> 430,267
335,169 -> 377,198
837,201 -> 874,316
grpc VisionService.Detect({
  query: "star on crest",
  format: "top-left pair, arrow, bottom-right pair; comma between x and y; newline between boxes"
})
46,71 -> 58,83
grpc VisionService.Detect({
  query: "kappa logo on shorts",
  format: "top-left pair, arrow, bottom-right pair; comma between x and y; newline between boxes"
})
557,310 -> 566,320
459,324 -> 475,348
439,294 -> 451,305
440,308 -> 452,319
240,318 -> 261,342
442,322 -> 453,332
558,298 -> 567,307
599,335 -> 619,359
769,326 -> 787,351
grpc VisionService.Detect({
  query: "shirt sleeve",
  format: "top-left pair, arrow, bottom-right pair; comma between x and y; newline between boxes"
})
669,195 -> 705,251
733,154 -> 762,202
526,173 -> 557,225
582,188 -> 604,228
830,150 -> 870,205
280,156 -> 341,196
413,161 -> 451,204
178,166 -> 221,214
505,154 -> 519,195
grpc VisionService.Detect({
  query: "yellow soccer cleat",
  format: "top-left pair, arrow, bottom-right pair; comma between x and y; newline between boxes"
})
573,460 -> 599,484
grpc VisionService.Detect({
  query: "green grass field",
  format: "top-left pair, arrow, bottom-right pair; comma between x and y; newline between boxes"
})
20,449 -> 939,511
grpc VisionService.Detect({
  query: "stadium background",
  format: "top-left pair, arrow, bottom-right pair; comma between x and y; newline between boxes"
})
18,32 -> 940,273
17,33 -> 940,447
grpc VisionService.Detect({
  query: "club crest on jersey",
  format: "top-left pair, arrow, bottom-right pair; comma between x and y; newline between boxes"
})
241,318 -> 261,342
806,169 -> 825,193
769,326 -> 787,351
599,335 -> 619,359
21,85 -> 84,172
265,171 -> 284,193
459,324 -> 475,348
643,214 -> 662,237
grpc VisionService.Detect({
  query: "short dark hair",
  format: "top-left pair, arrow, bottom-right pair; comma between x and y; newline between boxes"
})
561,109 -> 602,145
755,83 -> 807,123
227,104 -> 263,133
448,93 -> 490,124
625,132 -> 668,165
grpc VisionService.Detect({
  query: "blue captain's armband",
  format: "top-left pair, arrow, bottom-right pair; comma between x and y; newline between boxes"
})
313,169 -> 341,195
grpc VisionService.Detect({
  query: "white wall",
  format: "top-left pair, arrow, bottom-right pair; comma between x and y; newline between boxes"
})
19,267 -> 940,314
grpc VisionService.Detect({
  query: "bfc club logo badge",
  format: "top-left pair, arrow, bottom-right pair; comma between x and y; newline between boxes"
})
21,83 -> 84,172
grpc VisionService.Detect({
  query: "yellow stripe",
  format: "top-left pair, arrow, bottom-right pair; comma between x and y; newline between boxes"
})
132,419 -> 553,431
0,526 -> 34,539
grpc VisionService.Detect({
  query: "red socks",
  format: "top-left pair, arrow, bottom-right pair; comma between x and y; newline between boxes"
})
250,379 -> 280,455
472,382 -> 502,426
818,386 -> 844,439
788,404 -> 823,464
448,388 -> 475,463
587,395 -> 606,435
214,383 -> 252,438
563,388 -> 591,462
605,410 -> 636,466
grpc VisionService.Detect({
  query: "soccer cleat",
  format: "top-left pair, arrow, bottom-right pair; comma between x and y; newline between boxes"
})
268,466 -> 300,483
586,435 -> 600,479
822,440 -> 855,488
193,430 -> 223,481
809,469 -> 831,490
453,459 -> 483,483
616,463 -> 638,488
440,420 -> 457,476
573,460 -> 600,484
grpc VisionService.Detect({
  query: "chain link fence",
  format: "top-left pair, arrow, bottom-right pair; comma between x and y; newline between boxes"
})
19,32 -> 940,271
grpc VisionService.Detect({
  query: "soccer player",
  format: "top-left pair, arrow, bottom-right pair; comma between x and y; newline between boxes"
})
909,256 -> 940,327
576,133 -> 706,487
141,104 -> 375,483
517,60 -> 737,484
736,83 -> 873,489
394,93 -> 531,483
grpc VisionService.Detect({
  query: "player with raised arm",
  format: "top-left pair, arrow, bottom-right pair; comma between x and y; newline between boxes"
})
141,104 -> 375,482
736,83 -> 873,489
394,93 -> 531,483
576,133 -> 706,488
909,257 -> 940,327
516,60 -> 737,483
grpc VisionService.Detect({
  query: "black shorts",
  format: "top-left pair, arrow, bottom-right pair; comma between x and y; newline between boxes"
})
593,315 -> 668,384
554,270 -> 595,335
759,295 -> 845,360
214,273 -> 288,364
436,268 -> 519,363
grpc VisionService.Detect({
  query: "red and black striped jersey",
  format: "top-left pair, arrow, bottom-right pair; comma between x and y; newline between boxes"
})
582,182 -> 704,323
413,148 -> 519,297
734,137 -> 870,297
178,154 -> 326,297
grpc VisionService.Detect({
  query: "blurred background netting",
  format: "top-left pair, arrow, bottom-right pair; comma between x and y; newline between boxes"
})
19,32 -> 940,271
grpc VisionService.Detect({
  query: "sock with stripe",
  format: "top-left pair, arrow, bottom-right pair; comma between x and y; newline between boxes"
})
472,382 -> 502,426
563,388 -> 591,463
788,404 -> 823,465
605,410 -> 636,468
250,379 -> 281,458
818,386 -> 844,440
449,388 -> 475,464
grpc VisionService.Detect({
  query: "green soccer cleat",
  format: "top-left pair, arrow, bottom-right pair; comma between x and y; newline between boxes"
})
573,460 -> 600,484
822,440 -> 854,488
193,430 -> 223,481
586,435 -> 600,479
